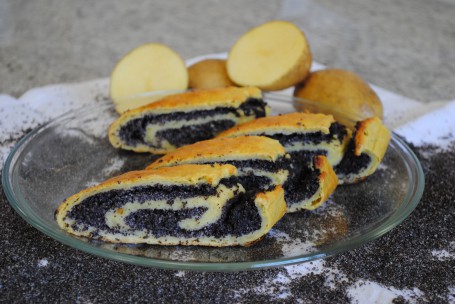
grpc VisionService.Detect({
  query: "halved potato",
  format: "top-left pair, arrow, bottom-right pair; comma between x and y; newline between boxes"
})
188,59 -> 236,89
294,69 -> 383,124
227,21 -> 312,91
110,43 -> 188,112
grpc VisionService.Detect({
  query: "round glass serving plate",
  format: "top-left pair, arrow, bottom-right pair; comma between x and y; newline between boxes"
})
2,93 -> 424,271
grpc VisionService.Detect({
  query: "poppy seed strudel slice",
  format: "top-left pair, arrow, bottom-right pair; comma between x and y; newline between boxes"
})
283,155 -> 338,212
109,87 -> 269,154
55,164 -> 286,247
335,117 -> 391,184
147,136 -> 289,191
217,112 -> 351,166
217,113 -> 342,211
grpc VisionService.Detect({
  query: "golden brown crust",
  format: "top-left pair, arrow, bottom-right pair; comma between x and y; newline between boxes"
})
354,117 -> 391,157
217,112 -> 335,137
125,86 -> 261,115
104,164 -> 237,187
312,155 -> 338,209
146,136 -> 286,170
254,185 -> 286,230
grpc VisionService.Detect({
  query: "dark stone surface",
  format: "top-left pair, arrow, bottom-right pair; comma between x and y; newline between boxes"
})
2,131 -> 455,302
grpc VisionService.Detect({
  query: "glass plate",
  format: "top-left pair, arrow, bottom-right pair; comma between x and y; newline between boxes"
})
2,93 -> 424,271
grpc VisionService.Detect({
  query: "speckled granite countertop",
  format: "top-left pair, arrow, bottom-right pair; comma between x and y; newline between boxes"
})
1,1 -> 455,303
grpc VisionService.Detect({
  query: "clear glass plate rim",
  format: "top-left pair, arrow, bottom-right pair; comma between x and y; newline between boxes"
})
1,98 -> 425,271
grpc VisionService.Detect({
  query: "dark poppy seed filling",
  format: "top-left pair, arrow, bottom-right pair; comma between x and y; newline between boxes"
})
282,151 -> 321,207
209,156 -> 287,173
155,120 -> 236,148
334,132 -> 371,175
118,97 -> 267,147
283,166 -> 321,207
67,183 -> 217,232
125,192 -> 262,238
261,122 -> 348,147
123,208 -> 207,238
65,177 -> 263,238
203,192 -> 261,237
201,156 -> 288,190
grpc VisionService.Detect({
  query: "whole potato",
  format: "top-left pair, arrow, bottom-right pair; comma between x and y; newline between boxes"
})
188,59 -> 236,89
293,69 -> 383,124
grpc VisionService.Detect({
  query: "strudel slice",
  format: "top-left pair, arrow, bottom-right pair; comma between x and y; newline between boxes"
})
335,117 -> 391,184
147,136 -> 289,193
108,87 -> 269,154
217,112 -> 350,166
55,164 -> 286,247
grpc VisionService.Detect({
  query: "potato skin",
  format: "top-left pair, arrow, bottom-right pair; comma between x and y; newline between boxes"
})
293,69 -> 383,123
188,59 -> 236,89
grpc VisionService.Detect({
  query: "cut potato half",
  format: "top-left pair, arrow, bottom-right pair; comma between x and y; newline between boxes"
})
227,21 -> 312,91
114,90 -> 184,114
110,43 -> 188,111
188,59 -> 236,89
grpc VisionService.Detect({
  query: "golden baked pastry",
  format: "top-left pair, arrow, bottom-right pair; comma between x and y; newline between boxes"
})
217,112 -> 350,166
55,164 -> 286,247
147,136 -> 289,191
109,87 -> 269,154
335,117 -> 391,184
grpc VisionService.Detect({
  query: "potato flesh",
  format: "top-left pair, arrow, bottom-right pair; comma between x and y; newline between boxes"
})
110,43 -> 188,102
227,21 -> 311,90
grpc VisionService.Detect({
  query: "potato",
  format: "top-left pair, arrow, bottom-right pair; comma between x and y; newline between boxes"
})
294,69 -> 383,125
114,90 -> 184,114
227,21 -> 312,91
110,43 -> 188,113
188,59 -> 236,89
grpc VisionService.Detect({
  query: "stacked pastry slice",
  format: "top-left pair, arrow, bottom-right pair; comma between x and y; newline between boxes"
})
218,112 -> 351,166
108,86 -> 269,153
217,112 -> 344,211
146,136 -> 289,192
55,164 -> 286,247
334,117 -> 391,184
